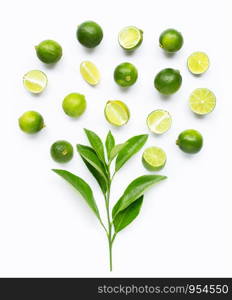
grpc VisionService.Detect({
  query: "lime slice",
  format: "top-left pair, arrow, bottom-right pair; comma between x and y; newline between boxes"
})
104,100 -> 130,126
23,70 -> 47,94
80,61 -> 100,86
118,26 -> 143,51
189,88 -> 216,115
142,147 -> 166,171
187,52 -> 209,75
147,110 -> 172,134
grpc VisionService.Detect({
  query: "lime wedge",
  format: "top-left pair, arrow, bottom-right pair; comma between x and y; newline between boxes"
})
189,88 -> 216,115
80,61 -> 100,86
187,52 -> 209,75
147,110 -> 172,134
142,147 -> 166,171
104,100 -> 130,126
23,70 -> 47,94
118,26 -> 143,51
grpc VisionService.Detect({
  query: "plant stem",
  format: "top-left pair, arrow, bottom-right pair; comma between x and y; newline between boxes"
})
108,233 -> 113,271
99,218 -> 108,236
111,232 -> 116,244
104,169 -> 114,271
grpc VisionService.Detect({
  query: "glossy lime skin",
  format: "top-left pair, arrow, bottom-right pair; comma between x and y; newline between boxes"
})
35,40 -> 62,64
114,62 -> 138,87
76,21 -> 103,48
176,129 -> 203,154
159,28 -> 183,52
18,111 -> 44,134
50,140 -> 73,163
154,68 -> 182,95
62,93 -> 86,118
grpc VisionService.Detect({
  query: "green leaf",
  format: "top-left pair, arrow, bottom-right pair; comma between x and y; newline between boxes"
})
115,134 -> 148,172
113,196 -> 143,233
52,169 -> 100,219
84,129 -> 106,164
77,144 -> 108,182
81,156 -> 108,194
109,143 -> 125,162
105,131 -> 115,160
112,175 -> 167,218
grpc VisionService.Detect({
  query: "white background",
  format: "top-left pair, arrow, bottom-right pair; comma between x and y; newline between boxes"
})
0,0 -> 231,277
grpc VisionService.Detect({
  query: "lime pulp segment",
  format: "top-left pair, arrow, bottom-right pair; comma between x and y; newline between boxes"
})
142,147 -> 166,171
104,100 -> 130,126
80,61 -> 100,86
189,88 -> 216,115
187,52 -> 209,75
147,110 -> 172,134
23,70 -> 47,94
118,26 -> 143,50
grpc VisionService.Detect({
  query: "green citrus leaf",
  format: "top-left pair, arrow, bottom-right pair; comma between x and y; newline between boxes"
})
52,169 -> 100,219
105,131 -> 115,160
113,196 -> 143,233
84,129 -> 106,164
81,155 -> 108,193
112,175 -> 167,218
109,143 -> 126,162
77,144 -> 108,182
115,134 -> 148,172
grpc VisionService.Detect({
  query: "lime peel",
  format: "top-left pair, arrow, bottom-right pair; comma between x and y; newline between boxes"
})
50,140 -> 73,163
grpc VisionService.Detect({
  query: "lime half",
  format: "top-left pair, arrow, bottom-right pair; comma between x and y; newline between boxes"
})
147,110 -> 172,134
118,26 -> 143,51
187,52 -> 209,75
104,100 -> 130,126
80,61 -> 100,86
189,88 -> 216,115
23,70 -> 47,94
142,147 -> 166,171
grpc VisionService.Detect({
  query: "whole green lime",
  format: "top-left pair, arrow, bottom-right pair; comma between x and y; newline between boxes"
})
18,111 -> 44,134
176,129 -> 203,154
154,68 -> 182,95
114,62 -> 138,87
35,40 -> 62,64
50,140 -> 73,163
62,93 -> 86,118
159,28 -> 183,52
76,21 -> 103,48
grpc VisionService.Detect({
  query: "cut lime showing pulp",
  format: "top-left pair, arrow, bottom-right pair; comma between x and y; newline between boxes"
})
147,110 -> 172,134
104,100 -> 130,126
80,61 -> 100,86
118,26 -> 143,51
189,88 -> 216,115
142,147 -> 166,171
23,70 -> 47,94
187,52 -> 209,75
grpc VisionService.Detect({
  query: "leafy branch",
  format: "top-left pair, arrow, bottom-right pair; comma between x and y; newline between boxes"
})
53,129 -> 167,271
